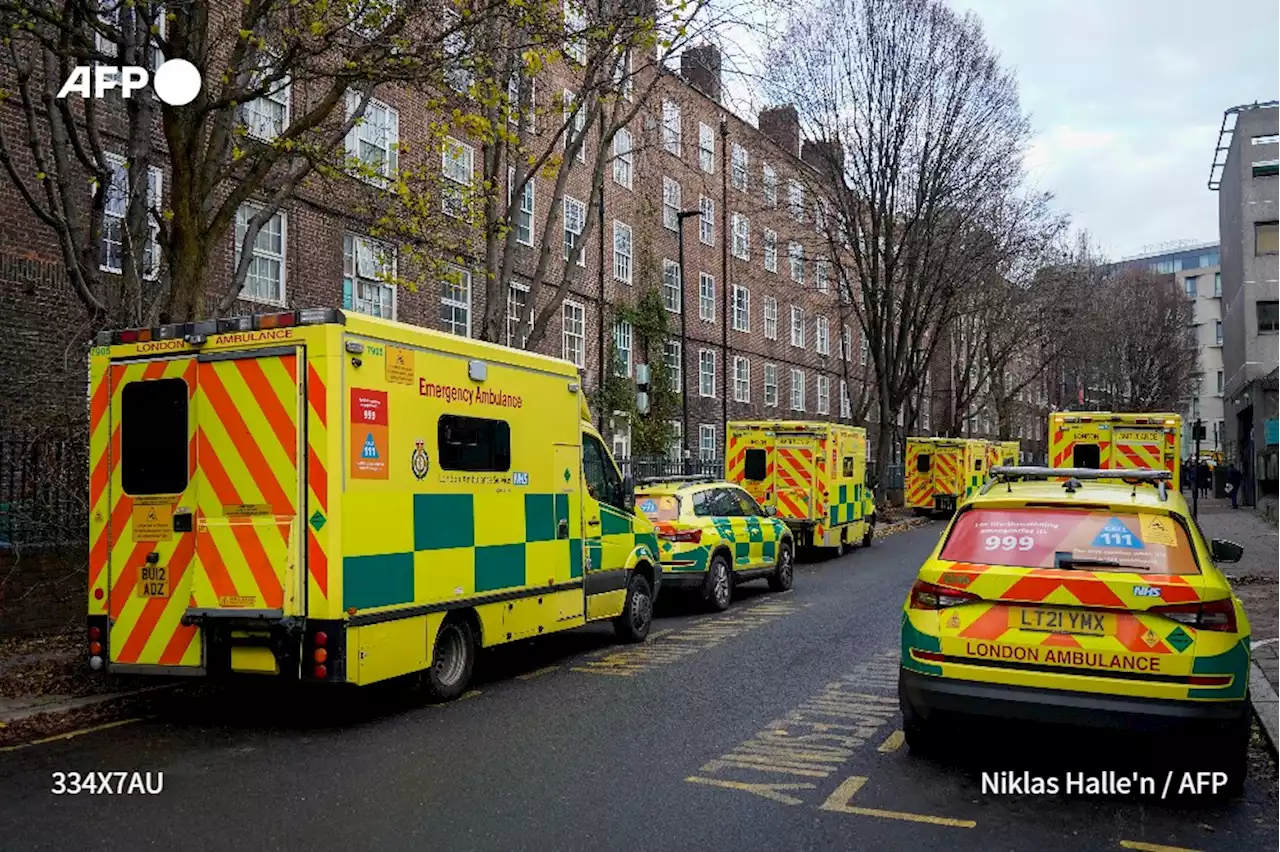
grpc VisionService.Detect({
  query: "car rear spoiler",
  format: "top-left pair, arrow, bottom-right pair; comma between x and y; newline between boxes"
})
982,466 -> 1171,501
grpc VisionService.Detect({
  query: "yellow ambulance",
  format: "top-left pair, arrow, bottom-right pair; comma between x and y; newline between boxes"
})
904,437 -> 992,514
85,308 -> 659,699
1049,412 -> 1182,491
723,421 -> 875,553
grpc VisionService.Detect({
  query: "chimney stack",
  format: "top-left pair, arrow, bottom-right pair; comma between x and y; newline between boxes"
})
801,138 -> 844,180
680,44 -> 722,103
758,106 -> 800,157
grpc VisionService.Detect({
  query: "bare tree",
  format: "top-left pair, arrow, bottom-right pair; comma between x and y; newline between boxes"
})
764,0 -> 1061,496
0,0 -> 500,326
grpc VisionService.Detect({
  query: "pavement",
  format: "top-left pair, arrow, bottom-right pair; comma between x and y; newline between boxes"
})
0,523 -> 1275,852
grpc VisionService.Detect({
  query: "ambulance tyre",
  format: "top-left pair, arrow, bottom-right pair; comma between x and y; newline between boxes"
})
704,553 -> 734,612
423,616 -> 475,702
768,541 -> 794,592
614,572 -> 654,643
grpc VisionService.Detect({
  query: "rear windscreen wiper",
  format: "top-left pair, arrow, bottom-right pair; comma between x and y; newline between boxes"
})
1054,553 -> 1122,569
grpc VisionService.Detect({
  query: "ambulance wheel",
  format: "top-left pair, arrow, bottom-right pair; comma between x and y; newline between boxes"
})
768,541 -> 794,592
423,616 -> 475,702
862,517 -> 875,548
704,553 -> 734,612
614,572 -> 653,643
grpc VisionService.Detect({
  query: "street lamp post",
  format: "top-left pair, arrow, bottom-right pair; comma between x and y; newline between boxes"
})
676,207 -> 701,475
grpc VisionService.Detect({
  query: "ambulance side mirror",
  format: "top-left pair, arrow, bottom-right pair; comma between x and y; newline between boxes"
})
1210,539 -> 1243,563
764,505 -> 778,517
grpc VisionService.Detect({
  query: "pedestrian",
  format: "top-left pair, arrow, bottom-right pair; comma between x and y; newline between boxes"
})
1181,460 -> 1191,491
1226,463 -> 1243,510
1198,462 -> 1212,499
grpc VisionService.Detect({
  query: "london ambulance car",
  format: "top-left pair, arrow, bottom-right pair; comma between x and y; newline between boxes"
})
900,466 -> 1251,791
85,308 -> 659,699
724,421 -> 874,553
904,437 -> 990,514
1050,412 -> 1182,491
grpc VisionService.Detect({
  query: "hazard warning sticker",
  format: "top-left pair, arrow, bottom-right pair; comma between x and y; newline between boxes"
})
351,388 -> 389,480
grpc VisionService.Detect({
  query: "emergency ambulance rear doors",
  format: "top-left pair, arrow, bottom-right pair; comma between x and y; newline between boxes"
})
101,346 -> 304,671
773,429 -> 820,522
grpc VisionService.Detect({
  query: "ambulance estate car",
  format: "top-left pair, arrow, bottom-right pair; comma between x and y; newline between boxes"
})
899,466 -> 1251,790
86,309 -> 659,699
634,477 -> 794,611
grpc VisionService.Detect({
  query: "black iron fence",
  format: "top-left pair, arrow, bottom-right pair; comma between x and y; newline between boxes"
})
0,437 -> 87,550
616,456 -> 723,483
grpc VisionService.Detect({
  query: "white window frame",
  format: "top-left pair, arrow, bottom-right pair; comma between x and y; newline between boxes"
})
234,203 -> 287,305
699,195 -> 715,245
442,136 -> 474,218
762,163 -> 777,207
731,143 -> 748,191
790,305 -> 805,348
506,282 -> 531,347
612,128 -> 634,189
664,339 -> 682,392
842,325 -> 852,361
788,179 -> 805,222
662,259 -> 682,313
815,259 -> 829,294
699,122 -> 715,172
662,100 -> 682,156
789,241 -> 804,284
563,299 -> 586,367
440,263 -> 472,338
563,0 -> 586,63
731,212 -> 750,260
840,380 -> 851,418
663,176 -> 681,231
764,296 -> 778,340
699,424 -> 717,461
241,71 -> 291,141
613,221 -> 633,284
816,315 -> 829,355
699,349 -> 717,398
732,284 -> 750,332
699,272 -> 715,322
344,233 -> 396,319
507,168 -> 535,245
764,363 -> 778,407
345,92 -> 398,185
733,356 -> 751,403
99,152 -> 162,278
669,420 -> 683,460
790,368 -> 806,412
817,375 -> 830,415
563,196 -> 586,265
614,320 -> 633,377
763,229 -> 778,273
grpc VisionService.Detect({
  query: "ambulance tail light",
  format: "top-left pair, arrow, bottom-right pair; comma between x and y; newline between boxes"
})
909,579 -> 980,610
1150,598 -> 1237,633
659,528 -> 702,544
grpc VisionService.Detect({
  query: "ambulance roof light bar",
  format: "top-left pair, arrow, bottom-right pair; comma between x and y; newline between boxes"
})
982,466 -> 1170,501
95,308 -> 345,346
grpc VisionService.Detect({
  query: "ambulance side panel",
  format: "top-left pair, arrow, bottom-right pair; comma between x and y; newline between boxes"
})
337,330 -> 582,685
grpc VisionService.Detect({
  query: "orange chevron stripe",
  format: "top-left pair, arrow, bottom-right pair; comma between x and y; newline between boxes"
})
308,527 -> 328,598
309,450 -> 328,513
959,606 -> 1010,640
200,365 -> 294,515
307,362 -> 327,428
116,532 -> 195,663
142,360 -> 169,381
158,623 -> 198,666
235,357 -> 298,468
196,526 -> 241,602
89,376 -> 109,433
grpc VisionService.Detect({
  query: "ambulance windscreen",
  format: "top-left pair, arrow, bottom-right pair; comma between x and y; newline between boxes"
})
121,378 -> 188,495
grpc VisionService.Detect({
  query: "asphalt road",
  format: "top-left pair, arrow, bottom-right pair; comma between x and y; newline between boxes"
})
0,523 -> 1275,852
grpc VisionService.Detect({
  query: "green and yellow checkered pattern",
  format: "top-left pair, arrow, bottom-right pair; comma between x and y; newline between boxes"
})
828,483 -> 872,526
659,514 -> 787,574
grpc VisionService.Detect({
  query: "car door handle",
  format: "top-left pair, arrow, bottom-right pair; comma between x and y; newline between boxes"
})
587,519 -> 601,527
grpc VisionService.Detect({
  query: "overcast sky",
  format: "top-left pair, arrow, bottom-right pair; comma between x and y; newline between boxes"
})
938,0 -> 1278,259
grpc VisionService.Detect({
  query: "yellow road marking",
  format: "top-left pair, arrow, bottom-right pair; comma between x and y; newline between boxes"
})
647,628 -> 674,641
820,776 -> 976,828
876,730 -> 904,753
1119,842 -> 1205,852
517,665 -> 561,681
686,775 -> 814,805
0,717 -> 146,753
458,690 -> 482,701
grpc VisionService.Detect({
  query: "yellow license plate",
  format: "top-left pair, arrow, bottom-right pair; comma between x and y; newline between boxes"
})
137,564 -> 170,598
1010,607 -> 1113,636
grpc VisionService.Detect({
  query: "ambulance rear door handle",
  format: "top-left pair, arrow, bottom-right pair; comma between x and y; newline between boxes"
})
587,519 -> 600,527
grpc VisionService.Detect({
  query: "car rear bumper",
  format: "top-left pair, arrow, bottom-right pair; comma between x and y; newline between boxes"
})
899,667 -> 1248,733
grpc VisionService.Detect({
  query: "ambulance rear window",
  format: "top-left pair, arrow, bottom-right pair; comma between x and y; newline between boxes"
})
917,454 -> 931,473
438,415 -> 511,472
636,494 -> 680,522
744,449 -> 768,481
1074,444 -> 1101,468
121,378 -> 188,495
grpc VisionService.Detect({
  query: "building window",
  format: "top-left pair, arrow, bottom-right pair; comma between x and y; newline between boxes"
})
699,349 -> 716,397
1257,221 -> 1279,255
507,169 -> 534,245
840,380 -> 851,418
563,0 -> 586,63
613,128 -> 634,189
613,320 -> 633,377
1216,369 -> 1224,394
562,300 -> 585,366
663,177 -> 681,231
699,122 -> 715,172
860,335 -> 868,366
345,93 -> 398,184
790,368 -> 805,411
563,89 -> 586,163
816,260 -> 830,294
234,204 -> 286,304
789,242 -> 804,283
664,339 -> 682,392
699,424 -> 717,461
1214,272 -> 1222,297
440,264 -> 471,337
663,259 -> 682,313
613,221 -> 633,284
100,153 -> 162,277
817,375 -> 830,415
790,305 -> 805,347
731,213 -> 750,259
699,196 -> 715,245
733,356 -> 751,403
442,136 -> 473,218
1214,320 -> 1223,345
762,163 -> 777,207
763,229 -> 778,273
815,315 -> 829,355
506,283 -> 530,347
1259,301 -> 1280,333
563,196 -> 586,264
662,100 -> 682,156
764,297 -> 778,340
731,143 -> 748,191
343,233 -> 394,318
1184,274 -> 1198,298
764,363 -> 778,407
699,272 -> 715,321
842,325 -> 852,361
506,69 -> 537,131
788,180 -> 805,221
669,420 -> 683,459
240,73 -> 290,141
732,285 -> 750,332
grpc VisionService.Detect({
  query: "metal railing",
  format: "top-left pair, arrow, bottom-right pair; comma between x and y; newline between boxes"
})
0,438 -> 87,550
616,456 -> 723,482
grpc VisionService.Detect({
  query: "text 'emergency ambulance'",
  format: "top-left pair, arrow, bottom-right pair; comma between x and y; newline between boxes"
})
419,379 -> 523,409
